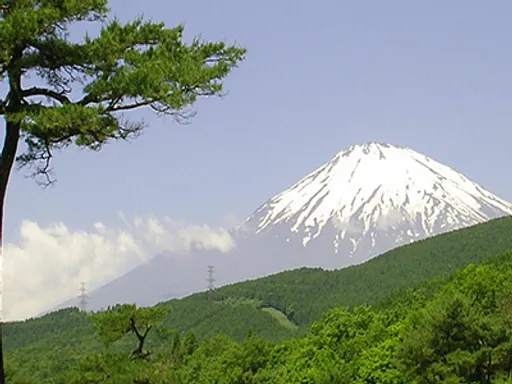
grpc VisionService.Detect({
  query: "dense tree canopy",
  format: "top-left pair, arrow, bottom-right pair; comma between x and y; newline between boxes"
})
6,248 -> 512,383
155,215 -> 512,342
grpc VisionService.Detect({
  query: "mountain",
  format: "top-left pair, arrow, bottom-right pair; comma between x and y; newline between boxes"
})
237,142 -> 512,268
51,142 -> 512,313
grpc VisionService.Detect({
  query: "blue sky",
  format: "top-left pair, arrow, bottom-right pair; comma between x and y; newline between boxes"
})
7,0 -> 512,234
3,1 -> 512,319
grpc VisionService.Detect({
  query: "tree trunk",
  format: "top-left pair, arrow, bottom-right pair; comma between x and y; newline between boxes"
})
0,119 -> 22,384
130,317 -> 151,359
132,329 -> 150,358
1,43 -> 24,383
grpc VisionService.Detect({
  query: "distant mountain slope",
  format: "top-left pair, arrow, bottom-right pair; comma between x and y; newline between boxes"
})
51,143 -> 512,314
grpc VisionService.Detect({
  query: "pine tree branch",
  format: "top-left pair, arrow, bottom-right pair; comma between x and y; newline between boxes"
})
108,100 -> 150,112
77,93 -> 100,106
4,5 -> 245,191
21,87 -> 71,104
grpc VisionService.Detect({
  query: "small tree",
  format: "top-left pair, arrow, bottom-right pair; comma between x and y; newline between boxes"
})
0,1 -> 245,382
90,303 -> 171,359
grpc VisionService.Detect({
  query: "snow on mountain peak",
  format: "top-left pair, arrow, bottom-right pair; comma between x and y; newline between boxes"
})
243,142 -> 512,254
62,143 -> 512,313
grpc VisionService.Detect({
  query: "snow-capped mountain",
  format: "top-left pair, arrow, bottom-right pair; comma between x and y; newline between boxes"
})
237,142 -> 512,268
49,142 -> 512,313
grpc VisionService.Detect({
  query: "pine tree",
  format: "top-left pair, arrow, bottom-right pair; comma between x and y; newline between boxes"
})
0,1 -> 245,382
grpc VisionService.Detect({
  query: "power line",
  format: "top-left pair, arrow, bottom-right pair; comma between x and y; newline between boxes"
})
78,282 -> 89,312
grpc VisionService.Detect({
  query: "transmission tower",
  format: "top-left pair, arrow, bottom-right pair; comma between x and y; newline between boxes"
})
78,282 -> 89,312
207,265 -> 215,302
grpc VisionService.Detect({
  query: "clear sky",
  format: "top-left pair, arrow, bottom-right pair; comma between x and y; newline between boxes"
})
3,0 -> 512,320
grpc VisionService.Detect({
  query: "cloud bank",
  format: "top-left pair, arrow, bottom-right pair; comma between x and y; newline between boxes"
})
3,214 -> 235,322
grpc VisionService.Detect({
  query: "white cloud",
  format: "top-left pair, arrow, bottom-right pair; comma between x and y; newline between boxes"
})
129,214 -> 236,254
2,213 -> 236,322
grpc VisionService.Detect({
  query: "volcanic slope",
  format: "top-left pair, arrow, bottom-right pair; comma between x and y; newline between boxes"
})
237,142 -> 512,269
48,142 -> 512,314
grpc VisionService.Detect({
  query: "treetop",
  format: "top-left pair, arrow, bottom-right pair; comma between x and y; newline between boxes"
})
1,0 -> 246,185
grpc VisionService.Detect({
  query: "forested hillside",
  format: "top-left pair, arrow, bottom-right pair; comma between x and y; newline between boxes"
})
4,216 -> 512,382
160,215 -> 512,339
6,245 -> 512,382
6,216 -> 512,345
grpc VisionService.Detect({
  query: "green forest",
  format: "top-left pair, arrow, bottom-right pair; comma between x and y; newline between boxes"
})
4,216 -> 512,383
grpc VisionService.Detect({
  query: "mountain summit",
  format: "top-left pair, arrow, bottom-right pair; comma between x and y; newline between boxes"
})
50,142 -> 512,313
239,142 -> 512,267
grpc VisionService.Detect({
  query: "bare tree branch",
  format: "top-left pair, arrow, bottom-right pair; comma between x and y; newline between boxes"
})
16,139 -> 55,188
16,115 -> 145,187
149,104 -> 196,123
